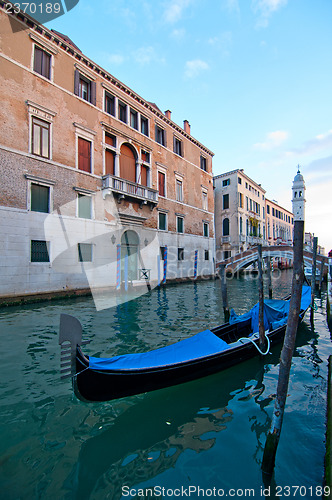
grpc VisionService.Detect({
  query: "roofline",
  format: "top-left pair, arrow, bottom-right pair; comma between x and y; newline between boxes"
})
265,198 -> 293,215
213,169 -> 266,193
0,2 -> 214,157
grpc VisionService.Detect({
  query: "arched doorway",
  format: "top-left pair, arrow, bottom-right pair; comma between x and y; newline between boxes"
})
121,230 -> 139,281
120,144 -> 136,183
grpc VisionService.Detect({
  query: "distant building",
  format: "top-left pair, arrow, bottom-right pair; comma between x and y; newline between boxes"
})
213,169 -> 267,262
0,6 -> 215,302
265,198 -> 293,246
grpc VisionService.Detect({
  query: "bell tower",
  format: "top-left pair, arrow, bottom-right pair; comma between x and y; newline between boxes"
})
292,165 -> 306,222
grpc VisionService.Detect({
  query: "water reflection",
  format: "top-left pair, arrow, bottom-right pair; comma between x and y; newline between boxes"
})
0,273 -> 329,499
68,320 -> 314,500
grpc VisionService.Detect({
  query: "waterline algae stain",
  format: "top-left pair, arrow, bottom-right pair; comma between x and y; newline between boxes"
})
0,272 -> 330,498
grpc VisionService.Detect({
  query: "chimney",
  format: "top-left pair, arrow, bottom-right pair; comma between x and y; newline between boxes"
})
184,120 -> 191,135
165,110 -> 172,120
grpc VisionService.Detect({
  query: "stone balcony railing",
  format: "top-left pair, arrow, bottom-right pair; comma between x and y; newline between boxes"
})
102,174 -> 158,208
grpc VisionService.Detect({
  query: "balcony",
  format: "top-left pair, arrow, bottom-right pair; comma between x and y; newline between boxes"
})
102,174 -> 158,208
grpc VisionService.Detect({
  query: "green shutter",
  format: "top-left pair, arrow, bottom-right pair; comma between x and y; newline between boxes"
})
31,184 -> 49,213
78,194 -> 92,219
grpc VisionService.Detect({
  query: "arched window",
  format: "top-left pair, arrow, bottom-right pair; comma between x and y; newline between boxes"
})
223,218 -> 230,236
120,144 -> 136,183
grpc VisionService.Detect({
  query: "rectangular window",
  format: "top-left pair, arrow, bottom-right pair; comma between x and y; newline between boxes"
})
31,240 -> 49,262
78,137 -> 91,173
178,248 -> 184,261
222,179 -> 230,187
224,250 -> 231,259
130,109 -> 138,129
177,216 -> 184,233
155,125 -> 166,146
223,194 -> 229,209
173,137 -> 182,156
33,46 -> 51,79
158,172 -> 166,197
238,192 -> 243,208
141,116 -> 149,136
78,243 -> 92,262
176,179 -> 183,202
238,177 -> 242,184
203,222 -> 209,237
105,92 -> 115,116
200,156 -> 207,171
31,184 -> 49,213
74,70 -> 96,105
159,212 -> 167,231
202,191 -> 208,211
118,101 -> 127,123
32,117 -> 50,158
78,194 -> 92,219
204,250 -> 209,261
105,133 -> 116,147
142,150 -> 150,163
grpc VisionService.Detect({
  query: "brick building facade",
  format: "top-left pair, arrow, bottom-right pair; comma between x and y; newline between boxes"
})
0,6 -> 215,303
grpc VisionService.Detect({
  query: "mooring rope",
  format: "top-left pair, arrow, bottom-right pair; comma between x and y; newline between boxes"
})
238,331 -> 271,356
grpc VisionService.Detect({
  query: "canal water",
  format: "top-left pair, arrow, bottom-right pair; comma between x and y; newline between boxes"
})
0,270 -> 330,499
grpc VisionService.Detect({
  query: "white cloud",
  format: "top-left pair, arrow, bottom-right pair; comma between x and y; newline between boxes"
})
133,47 -> 165,66
288,130 -> 332,157
184,59 -> 209,78
208,31 -> 232,57
252,0 -> 288,28
164,0 -> 192,23
171,28 -> 186,40
253,130 -> 289,150
106,54 -> 125,65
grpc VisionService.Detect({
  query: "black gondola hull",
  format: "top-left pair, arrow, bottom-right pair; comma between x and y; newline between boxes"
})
73,319 -> 293,403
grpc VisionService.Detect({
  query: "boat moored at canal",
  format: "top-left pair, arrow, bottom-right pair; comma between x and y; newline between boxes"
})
59,286 -> 311,402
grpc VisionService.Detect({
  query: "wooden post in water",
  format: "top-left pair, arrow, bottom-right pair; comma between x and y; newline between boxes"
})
266,256 -> 273,299
257,245 -> 265,351
319,256 -> 325,293
310,236 -> 318,324
262,167 -> 306,476
219,263 -> 230,323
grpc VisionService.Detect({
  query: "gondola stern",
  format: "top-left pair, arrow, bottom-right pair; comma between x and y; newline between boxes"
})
59,313 -> 83,380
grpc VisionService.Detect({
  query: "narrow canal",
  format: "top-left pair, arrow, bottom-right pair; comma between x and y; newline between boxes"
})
0,271 -> 330,499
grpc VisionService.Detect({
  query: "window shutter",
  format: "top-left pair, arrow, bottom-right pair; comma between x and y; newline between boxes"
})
91,81 -> 96,106
78,138 -> 91,173
74,69 -> 80,96
34,47 -> 43,74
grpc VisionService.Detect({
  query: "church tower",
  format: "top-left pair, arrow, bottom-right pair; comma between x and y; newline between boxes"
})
292,166 -> 306,222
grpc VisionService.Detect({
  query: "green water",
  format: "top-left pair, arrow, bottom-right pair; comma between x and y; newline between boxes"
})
0,271 -> 330,499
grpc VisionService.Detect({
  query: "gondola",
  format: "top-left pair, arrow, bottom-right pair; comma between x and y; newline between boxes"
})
59,285 -> 311,402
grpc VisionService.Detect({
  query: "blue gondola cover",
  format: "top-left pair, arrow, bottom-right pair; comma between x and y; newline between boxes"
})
229,285 -> 311,333
89,330 -> 230,371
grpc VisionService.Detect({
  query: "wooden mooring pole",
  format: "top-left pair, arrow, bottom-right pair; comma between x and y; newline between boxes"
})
320,256 -> 326,293
262,167 -> 306,476
310,236 -> 318,324
262,219 -> 305,475
266,256 -> 273,299
257,245 -> 265,351
219,264 -> 230,323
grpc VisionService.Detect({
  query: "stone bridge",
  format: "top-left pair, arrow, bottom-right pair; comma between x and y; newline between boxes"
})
217,245 -> 327,274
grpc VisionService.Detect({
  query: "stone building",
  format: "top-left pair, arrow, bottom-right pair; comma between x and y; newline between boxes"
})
0,6 -> 215,304
265,198 -> 293,246
213,169 -> 267,262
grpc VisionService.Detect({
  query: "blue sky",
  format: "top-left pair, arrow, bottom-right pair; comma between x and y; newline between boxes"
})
49,0 -> 332,253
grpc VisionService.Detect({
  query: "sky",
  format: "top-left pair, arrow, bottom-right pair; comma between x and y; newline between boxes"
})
48,0 -> 332,253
